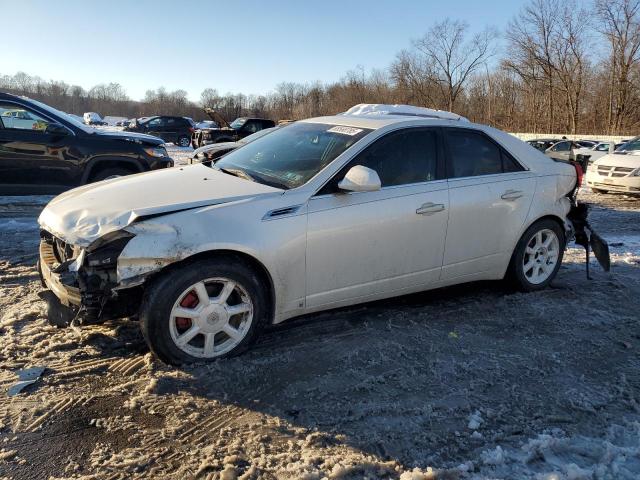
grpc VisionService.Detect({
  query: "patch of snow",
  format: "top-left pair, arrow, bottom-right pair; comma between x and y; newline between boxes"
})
468,410 -> 483,430
0,218 -> 39,232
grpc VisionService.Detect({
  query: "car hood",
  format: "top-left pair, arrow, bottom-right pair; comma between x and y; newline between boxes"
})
594,152 -> 640,167
193,141 -> 240,156
203,108 -> 230,128
38,164 -> 282,247
96,130 -> 165,146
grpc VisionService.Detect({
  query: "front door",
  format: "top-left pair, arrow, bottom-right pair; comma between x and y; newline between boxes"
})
0,102 -> 77,194
305,127 -> 449,308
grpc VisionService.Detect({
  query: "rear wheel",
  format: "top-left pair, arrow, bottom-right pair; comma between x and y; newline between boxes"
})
176,135 -> 191,147
506,219 -> 565,292
591,187 -> 607,194
140,257 -> 269,364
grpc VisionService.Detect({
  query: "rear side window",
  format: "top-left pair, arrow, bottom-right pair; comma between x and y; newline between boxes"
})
445,129 -> 523,178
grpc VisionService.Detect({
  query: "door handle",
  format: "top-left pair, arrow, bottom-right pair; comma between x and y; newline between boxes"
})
501,189 -> 524,200
416,202 -> 445,215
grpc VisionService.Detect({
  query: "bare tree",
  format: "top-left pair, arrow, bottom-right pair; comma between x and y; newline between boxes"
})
412,19 -> 498,111
596,0 -> 640,133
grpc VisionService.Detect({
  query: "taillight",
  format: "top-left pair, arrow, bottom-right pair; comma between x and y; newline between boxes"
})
573,162 -> 584,188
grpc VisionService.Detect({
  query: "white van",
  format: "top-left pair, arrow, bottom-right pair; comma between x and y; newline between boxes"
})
83,112 -> 104,125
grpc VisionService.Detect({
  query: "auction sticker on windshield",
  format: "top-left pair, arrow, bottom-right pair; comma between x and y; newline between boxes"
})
327,126 -> 364,136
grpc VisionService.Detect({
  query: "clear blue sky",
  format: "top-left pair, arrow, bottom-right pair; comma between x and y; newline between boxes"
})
3,0 -> 527,101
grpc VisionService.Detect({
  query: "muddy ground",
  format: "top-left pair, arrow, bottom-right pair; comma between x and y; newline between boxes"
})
1,167 -> 639,479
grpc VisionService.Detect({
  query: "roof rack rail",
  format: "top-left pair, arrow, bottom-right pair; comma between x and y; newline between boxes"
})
340,104 -> 469,122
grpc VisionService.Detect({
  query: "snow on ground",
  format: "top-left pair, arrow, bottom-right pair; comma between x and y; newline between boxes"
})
0,189 -> 639,479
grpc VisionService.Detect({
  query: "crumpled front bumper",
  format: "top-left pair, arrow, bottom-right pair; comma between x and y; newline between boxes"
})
38,232 -> 143,324
39,239 -> 81,307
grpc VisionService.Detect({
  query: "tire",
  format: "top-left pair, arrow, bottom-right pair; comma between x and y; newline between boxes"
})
140,257 -> 269,365
176,135 -> 191,147
89,167 -> 135,183
591,188 -> 607,194
506,219 -> 565,292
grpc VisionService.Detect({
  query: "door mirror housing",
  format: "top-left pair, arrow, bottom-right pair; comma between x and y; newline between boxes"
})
337,165 -> 382,192
45,123 -> 70,136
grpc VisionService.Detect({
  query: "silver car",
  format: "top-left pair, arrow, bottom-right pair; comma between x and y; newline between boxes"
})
38,104 -> 601,364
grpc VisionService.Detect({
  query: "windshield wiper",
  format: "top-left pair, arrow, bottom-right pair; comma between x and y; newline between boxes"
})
218,167 -> 256,182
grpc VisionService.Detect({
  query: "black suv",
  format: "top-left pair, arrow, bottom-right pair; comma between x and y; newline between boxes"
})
0,92 -> 174,195
191,109 -> 275,148
125,116 -> 194,147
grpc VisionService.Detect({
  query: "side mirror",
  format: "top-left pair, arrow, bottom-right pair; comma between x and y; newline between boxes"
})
337,165 -> 381,192
45,123 -> 70,136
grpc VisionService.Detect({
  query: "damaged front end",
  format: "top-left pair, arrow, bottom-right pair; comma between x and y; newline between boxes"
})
38,230 -> 143,326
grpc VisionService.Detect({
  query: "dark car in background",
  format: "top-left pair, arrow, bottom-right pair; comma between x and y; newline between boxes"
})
191,108 -> 275,148
188,126 -> 278,164
125,115 -> 194,147
0,92 -> 173,195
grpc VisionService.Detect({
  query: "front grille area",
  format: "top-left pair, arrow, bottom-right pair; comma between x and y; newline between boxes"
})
40,231 -> 80,266
597,165 -> 635,177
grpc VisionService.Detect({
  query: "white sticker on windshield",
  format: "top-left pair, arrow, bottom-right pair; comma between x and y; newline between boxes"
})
327,126 -> 364,136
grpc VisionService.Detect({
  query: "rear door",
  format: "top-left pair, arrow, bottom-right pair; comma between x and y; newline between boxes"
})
0,102 -> 78,194
144,117 -> 169,141
441,128 -> 536,280
305,127 -> 449,308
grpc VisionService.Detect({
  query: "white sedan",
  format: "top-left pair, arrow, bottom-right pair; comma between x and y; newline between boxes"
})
586,136 -> 640,194
38,104 -> 603,364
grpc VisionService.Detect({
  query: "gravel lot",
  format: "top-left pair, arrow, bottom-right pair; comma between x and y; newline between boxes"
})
1,157 -> 639,479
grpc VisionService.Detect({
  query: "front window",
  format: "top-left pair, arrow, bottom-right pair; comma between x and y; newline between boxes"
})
26,98 -> 94,133
214,122 -> 372,189
230,118 -> 247,130
0,104 -> 51,131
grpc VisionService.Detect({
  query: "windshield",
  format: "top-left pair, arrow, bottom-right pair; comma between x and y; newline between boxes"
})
214,122 -> 372,189
616,136 -> 640,152
239,127 -> 277,144
230,118 -> 246,129
27,98 -> 95,133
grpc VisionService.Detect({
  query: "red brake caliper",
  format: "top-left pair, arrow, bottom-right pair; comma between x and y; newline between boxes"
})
175,291 -> 199,330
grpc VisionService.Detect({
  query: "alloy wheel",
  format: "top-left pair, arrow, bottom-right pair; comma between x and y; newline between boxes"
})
169,277 -> 253,358
522,228 -> 560,285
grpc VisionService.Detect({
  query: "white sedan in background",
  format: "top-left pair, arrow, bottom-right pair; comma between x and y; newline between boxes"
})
38,104 -> 601,364
586,136 -> 640,194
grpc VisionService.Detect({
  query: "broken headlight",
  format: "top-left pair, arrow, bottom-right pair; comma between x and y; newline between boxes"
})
85,231 -> 135,268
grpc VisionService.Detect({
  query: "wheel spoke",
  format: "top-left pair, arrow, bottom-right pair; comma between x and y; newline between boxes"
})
175,325 -> 200,346
194,282 -> 211,306
227,303 -> 250,317
203,333 -> 215,356
526,246 -> 535,254
215,281 -> 235,304
543,235 -> 553,247
173,307 -> 199,319
223,324 -> 242,341
523,259 -> 535,273
535,231 -> 543,247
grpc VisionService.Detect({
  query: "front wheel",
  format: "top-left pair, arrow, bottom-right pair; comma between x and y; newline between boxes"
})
506,219 -> 565,292
176,135 -> 191,147
140,257 -> 268,364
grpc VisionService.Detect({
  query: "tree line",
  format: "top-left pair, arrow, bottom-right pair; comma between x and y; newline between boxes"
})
2,0 -> 640,135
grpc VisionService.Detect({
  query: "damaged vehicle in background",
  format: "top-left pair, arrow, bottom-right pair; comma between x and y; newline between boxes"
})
0,92 -> 173,195
188,126 -> 278,164
37,104 -> 610,365
586,135 -> 640,194
191,108 -> 275,148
